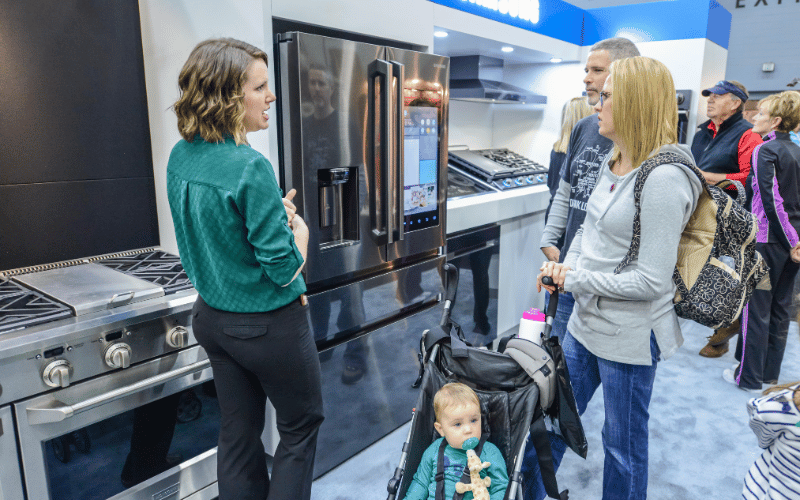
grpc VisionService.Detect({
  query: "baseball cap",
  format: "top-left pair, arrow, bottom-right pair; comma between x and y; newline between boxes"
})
701,80 -> 748,102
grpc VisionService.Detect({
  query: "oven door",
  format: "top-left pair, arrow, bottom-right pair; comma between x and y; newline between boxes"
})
0,406 -> 25,500
14,346 -> 218,500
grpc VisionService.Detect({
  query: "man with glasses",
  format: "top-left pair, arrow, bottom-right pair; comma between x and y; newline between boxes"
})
692,80 -> 762,358
538,37 -> 640,342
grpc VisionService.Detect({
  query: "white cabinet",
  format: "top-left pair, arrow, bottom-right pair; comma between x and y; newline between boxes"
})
447,186 -> 549,336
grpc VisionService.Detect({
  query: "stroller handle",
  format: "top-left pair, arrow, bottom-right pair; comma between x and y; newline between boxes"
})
440,263 -> 459,326
541,276 -> 558,338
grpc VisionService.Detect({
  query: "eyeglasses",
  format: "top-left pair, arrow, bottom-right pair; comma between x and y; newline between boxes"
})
599,91 -> 612,107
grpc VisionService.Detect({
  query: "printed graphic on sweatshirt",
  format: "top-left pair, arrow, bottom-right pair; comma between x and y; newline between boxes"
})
442,454 -> 467,479
569,144 -> 607,212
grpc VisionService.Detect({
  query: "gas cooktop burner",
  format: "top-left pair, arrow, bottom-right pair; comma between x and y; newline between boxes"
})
480,149 -> 540,169
448,148 -> 548,191
0,280 -> 72,334
97,251 -> 193,295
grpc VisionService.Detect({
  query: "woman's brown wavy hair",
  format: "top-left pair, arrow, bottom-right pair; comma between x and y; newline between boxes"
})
173,38 -> 268,146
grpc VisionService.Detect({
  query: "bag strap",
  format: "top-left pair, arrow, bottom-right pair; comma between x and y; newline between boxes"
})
529,405 -> 569,499
613,152 -> 704,274
714,178 -> 746,206
414,320 -> 471,388
423,321 -> 470,356
435,434 -> 488,500
435,439 -> 448,500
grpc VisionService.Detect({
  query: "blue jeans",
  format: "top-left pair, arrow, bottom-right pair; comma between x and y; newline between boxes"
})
544,290 -> 575,343
521,330 -> 660,500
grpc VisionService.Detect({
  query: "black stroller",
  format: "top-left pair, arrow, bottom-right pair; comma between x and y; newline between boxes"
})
386,266 -> 586,500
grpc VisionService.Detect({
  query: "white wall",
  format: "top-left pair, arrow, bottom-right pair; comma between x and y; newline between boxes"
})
448,100 -> 494,150
716,0 -> 800,92
637,38 -> 728,145
499,61 -> 586,164
139,0 -> 271,254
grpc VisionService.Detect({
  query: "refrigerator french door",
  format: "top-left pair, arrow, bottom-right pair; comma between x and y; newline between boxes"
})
275,32 -> 449,475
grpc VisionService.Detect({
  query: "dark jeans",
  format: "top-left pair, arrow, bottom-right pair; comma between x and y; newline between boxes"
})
522,330 -> 660,500
192,295 -> 324,500
736,242 -> 800,389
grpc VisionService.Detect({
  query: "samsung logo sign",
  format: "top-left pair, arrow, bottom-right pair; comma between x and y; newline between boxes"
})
462,0 -> 540,23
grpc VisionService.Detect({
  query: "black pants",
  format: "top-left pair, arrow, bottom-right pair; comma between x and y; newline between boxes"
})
192,295 -> 324,500
736,242 -> 800,389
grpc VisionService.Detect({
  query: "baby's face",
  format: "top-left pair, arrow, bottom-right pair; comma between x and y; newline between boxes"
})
434,402 -> 481,450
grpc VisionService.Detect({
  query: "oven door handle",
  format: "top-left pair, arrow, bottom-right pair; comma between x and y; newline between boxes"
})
25,359 -> 212,425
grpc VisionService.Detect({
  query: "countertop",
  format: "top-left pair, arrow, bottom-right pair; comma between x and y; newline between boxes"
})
446,184 -> 550,234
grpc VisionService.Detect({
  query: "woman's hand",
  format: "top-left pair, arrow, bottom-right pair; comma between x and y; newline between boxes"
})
285,214 -> 309,285
537,260 -> 572,293
282,188 -> 298,222
290,214 -> 309,266
792,243 -> 800,263
290,213 -> 309,243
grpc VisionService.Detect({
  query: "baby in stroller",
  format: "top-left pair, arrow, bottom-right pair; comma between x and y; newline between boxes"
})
401,383 -> 509,500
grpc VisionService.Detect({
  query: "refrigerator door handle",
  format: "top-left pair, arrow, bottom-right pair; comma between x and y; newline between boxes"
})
390,60 -> 405,242
368,59 -> 393,245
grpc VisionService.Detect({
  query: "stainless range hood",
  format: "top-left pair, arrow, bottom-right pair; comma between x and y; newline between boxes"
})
450,55 -> 547,104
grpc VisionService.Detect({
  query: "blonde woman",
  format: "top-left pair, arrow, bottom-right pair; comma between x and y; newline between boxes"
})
527,57 -> 702,500
546,97 -> 594,209
167,39 -> 323,500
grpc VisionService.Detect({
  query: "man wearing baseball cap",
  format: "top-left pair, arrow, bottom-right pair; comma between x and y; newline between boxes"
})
691,80 -> 763,358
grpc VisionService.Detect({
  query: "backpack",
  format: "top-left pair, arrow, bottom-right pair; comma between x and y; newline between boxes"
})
615,152 -> 768,330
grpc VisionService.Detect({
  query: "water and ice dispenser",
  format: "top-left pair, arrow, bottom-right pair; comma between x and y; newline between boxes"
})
317,167 -> 358,249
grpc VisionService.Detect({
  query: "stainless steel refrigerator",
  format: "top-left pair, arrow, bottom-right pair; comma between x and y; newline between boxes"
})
274,31 -> 449,476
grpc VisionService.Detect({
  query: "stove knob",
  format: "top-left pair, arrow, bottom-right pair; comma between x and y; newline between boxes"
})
502,179 -> 514,187
514,178 -> 525,186
43,360 -> 72,388
105,343 -> 132,370
526,175 -> 536,184
537,174 -> 548,183
166,326 -> 189,349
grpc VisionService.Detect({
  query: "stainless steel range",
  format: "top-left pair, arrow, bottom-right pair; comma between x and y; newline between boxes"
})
0,249 -> 224,500
448,148 -> 548,191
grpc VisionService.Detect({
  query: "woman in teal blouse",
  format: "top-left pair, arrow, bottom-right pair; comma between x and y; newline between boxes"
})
167,38 -> 323,500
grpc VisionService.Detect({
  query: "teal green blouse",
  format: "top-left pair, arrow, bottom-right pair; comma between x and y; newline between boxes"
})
167,136 -> 306,312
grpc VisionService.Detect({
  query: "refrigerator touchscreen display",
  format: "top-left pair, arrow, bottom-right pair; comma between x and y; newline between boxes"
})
403,106 -> 439,231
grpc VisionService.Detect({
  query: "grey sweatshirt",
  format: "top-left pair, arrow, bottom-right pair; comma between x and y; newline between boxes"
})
562,144 -> 702,365
540,114 -> 613,261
